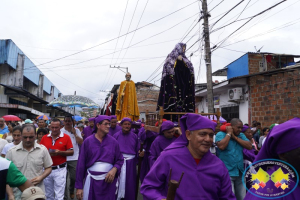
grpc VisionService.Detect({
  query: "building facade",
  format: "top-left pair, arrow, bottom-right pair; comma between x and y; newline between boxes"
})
0,39 -> 72,119
196,52 -> 300,126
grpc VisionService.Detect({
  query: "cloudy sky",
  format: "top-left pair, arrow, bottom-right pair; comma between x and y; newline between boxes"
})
1,0 -> 299,106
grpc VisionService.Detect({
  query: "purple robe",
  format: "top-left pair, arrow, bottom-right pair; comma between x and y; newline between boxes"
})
243,148 -> 256,163
75,134 -> 124,200
108,125 -> 122,137
148,135 -> 176,168
244,118 -> 300,200
82,126 -> 93,140
157,43 -> 195,121
113,130 -> 138,200
141,113 -> 235,200
138,127 -> 158,183
141,147 -> 235,200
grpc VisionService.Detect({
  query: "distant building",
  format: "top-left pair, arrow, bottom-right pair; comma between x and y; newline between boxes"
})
0,39 -> 73,118
196,52 -> 300,126
108,81 -> 160,120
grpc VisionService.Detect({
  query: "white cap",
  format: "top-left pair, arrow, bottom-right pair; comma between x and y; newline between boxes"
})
21,187 -> 46,200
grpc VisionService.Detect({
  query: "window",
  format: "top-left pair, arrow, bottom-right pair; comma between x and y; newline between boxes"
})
221,106 -> 239,122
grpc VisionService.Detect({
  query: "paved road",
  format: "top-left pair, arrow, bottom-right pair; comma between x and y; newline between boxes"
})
64,173 -> 144,200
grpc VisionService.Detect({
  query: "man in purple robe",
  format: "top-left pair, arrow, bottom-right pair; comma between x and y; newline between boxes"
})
82,117 -> 94,140
113,118 -> 138,200
75,115 -> 124,200
148,120 -> 177,168
138,127 -> 158,183
108,115 -> 121,136
141,114 -> 236,200
244,118 -> 300,200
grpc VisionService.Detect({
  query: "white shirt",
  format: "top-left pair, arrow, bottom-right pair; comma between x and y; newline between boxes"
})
1,142 -> 15,156
60,127 -> 82,161
262,137 -> 266,147
0,138 -> 8,154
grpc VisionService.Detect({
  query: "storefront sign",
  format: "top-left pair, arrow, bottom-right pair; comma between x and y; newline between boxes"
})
18,105 -> 32,112
0,103 -> 18,108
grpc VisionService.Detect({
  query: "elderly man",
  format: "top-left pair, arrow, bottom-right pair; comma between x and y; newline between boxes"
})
61,116 -> 83,199
244,118 -> 300,200
216,118 -> 252,200
0,118 -> 8,138
113,118 -> 138,200
6,124 -> 52,200
141,114 -> 235,199
75,115 -> 123,200
82,118 -> 94,140
148,120 -> 177,168
40,119 -> 74,200
108,115 -> 121,136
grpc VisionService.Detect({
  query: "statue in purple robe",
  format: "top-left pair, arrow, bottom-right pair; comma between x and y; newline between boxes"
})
157,43 -> 195,119
113,118 -> 139,200
244,118 -> 300,200
75,115 -> 124,200
148,120 -> 177,168
141,114 -> 236,200
82,117 -> 94,140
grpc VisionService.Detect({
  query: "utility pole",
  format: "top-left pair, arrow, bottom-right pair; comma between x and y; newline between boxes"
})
110,65 -> 128,74
202,0 -> 214,113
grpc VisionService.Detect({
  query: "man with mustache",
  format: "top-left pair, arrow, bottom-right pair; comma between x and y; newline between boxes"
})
141,114 -> 235,199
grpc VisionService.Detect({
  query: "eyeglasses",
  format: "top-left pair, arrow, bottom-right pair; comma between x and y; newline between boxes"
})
23,136 -> 35,139
101,123 -> 111,126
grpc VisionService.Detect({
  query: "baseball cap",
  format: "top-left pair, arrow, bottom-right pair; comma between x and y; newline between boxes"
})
24,119 -> 33,124
21,187 -> 46,200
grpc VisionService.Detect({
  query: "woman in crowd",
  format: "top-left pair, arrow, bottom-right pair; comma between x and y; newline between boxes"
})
36,128 -> 49,144
2,123 -> 16,143
258,127 -> 269,148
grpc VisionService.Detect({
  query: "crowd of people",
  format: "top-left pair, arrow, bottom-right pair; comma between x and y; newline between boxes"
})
0,115 -> 299,200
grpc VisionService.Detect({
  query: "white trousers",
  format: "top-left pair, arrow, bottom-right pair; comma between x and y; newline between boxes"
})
44,167 -> 67,200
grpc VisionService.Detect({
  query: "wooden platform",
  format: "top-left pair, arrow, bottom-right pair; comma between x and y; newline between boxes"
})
144,106 -> 222,133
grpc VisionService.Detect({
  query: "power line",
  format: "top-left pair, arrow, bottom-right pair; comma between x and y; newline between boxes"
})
212,0 -> 287,51
22,0 -> 198,69
104,0 -> 141,91
221,0 -> 300,42
210,0 -> 252,33
102,0 -> 130,92
24,12 -> 200,72
220,16 -> 300,48
210,0 -> 245,29
117,0 -> 149,66
208,0 -> 225,12
114,0 -> 140,65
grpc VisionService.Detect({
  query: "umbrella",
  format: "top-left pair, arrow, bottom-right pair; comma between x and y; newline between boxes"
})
73,115 -> 83,121
36,115 -> 51,120
2,115 -> 21,121
48,95 -> 99,108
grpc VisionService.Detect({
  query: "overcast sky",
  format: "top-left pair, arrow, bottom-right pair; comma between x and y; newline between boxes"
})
1,0 -> 299,106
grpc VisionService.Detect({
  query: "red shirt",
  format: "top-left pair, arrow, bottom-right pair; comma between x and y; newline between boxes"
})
40,132 -> 73,166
